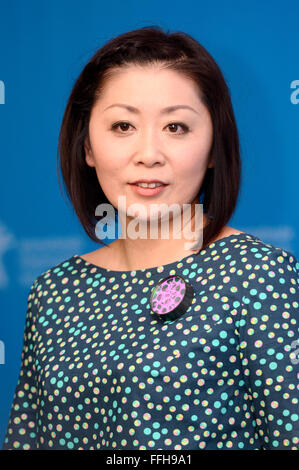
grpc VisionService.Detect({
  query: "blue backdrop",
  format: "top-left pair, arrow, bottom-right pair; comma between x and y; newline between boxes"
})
0,0 -> 298,447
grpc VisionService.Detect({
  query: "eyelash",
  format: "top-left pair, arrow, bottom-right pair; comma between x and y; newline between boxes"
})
110,121 -> 190,135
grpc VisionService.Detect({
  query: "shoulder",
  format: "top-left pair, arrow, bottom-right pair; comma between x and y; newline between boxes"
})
223,231 -> 298,268
228,232 -> 299,305
26,254 -> 82,298
214,231 -> 299,292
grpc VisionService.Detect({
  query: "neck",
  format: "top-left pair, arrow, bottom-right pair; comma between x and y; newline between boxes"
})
114,203 -> 209,271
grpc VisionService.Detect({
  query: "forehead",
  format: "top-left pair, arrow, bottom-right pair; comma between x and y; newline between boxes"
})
95,65 -> 203,110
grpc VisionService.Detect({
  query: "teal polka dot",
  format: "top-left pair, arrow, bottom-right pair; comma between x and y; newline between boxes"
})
259,293 -> 267,300
219,331 -> 227,339
253,302 -> 262,310
151,370 -> 159,377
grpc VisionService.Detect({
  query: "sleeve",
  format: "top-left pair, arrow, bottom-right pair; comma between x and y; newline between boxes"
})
2,279 -> 40,450
237,248 -> 299,450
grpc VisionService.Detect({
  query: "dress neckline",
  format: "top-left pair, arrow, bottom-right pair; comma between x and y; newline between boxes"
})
73,232 -> 259,276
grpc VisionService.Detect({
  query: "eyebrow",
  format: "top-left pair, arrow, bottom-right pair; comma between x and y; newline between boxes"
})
103,103 -> 200,115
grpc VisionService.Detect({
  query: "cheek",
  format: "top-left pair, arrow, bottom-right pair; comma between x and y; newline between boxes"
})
90,139 -> 122,177
175,150 -> 208,182
172,148 -> 209,201
88,125 -> 117,168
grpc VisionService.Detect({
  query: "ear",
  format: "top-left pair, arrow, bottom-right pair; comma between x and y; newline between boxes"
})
84,137 -> 95,167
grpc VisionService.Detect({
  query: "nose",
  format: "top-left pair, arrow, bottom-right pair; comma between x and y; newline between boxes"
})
133,128 -> 166,166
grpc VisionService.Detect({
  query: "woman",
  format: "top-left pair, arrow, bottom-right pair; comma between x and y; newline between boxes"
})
2,26 -> 298,450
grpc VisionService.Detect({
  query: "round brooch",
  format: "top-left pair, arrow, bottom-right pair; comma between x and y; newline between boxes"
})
150,274 -> 195,322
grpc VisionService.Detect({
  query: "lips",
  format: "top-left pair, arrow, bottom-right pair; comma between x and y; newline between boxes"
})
132,183 -> 165,189
129,179 -> 168,185
129,182 -> 168,196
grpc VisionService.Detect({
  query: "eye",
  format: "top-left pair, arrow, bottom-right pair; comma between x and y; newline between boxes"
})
167,122 -> 190,134
111,121 -> 133,133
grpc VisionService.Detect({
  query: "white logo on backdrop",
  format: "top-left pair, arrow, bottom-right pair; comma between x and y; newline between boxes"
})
18,236 -> 84,286
0,221 -> 84,288
0,341 -> 5,365
0,80 -> 4,104
290,80 -> 299,104
0,223 -> 17,288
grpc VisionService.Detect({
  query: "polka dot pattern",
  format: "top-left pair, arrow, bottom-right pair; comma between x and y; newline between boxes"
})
2,232 -> 299,450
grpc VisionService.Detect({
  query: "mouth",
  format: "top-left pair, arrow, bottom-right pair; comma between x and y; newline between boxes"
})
128,182 -> 169,196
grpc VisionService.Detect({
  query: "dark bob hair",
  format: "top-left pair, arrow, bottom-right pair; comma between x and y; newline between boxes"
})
57,25 -> 241,251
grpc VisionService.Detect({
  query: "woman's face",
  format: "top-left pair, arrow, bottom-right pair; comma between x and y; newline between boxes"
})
84,65 -> 214,224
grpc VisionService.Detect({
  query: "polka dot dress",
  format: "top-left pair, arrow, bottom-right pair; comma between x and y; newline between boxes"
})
2,232 -> 299,450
